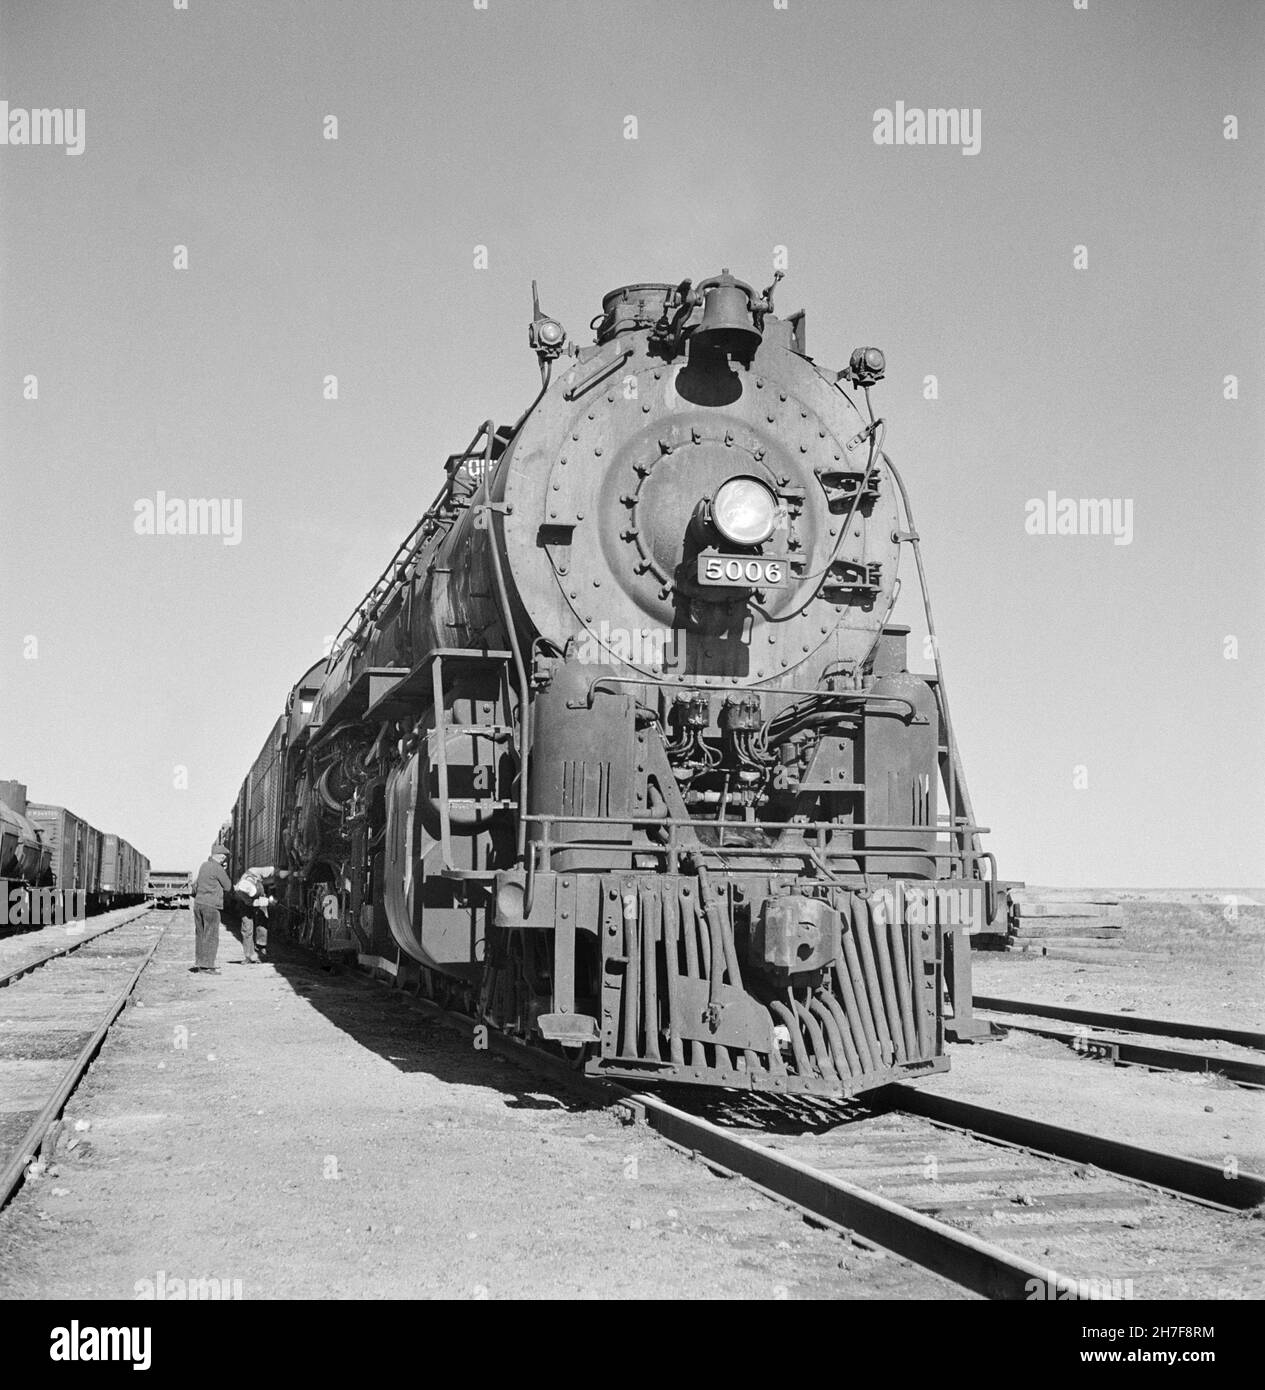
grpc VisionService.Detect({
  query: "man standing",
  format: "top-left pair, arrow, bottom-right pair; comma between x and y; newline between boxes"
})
190,844 -> 232,974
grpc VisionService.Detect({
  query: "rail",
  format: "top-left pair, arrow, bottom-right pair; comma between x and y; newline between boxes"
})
0,913 -> 170,1210
972,997 -> 1265,1052
0,903 -> 154,990
338,956 -> 1260,1299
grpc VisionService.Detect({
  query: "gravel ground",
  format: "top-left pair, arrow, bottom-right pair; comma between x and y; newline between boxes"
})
957,895 -> 1265,1173
0,904 -> 150,978
1,897 -> 1260,1300
0,910 -> 955,1300
975,895 -> 1265,1031
923,1028 -> 1265,1173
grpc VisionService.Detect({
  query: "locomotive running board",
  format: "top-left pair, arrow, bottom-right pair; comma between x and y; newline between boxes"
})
364,647 -> 513,723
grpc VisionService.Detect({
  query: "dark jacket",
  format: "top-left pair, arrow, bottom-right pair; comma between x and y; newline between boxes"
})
192,858 -> 232,909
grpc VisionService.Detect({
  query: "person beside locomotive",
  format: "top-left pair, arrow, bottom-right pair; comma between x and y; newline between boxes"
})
190,845 -> 233,974
234,864 -> 289,964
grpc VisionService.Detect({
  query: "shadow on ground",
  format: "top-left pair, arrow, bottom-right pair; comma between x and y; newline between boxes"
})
216,917 -> 599,1115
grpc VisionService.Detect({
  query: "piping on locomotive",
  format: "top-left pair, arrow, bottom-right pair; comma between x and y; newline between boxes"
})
227,271 -> 1000,1095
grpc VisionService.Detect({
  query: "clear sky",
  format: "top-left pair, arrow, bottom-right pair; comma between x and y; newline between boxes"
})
1,0 -> 1261,885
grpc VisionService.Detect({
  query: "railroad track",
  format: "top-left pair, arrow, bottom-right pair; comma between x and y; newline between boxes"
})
6,921 -> 1257,1298
0,902 -> 155,986
972,996 -> 1265,1089
344,957 -> 1265,1301
0,907 -> 171,1210
617,1087 -> 1263,1300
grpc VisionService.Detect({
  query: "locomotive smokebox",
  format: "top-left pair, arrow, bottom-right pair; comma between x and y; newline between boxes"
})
751,894 -> 839,979
695,271 -> 762,355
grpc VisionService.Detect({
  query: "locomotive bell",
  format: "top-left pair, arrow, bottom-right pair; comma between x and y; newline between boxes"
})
694,270 -> 762,354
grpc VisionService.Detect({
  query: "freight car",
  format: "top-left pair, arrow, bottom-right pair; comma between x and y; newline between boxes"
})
3,784 -> 151,924
146,871 -> 192,907
100,834 -> 151,909
226,271 -> 999,1096
27,801 -> 101,920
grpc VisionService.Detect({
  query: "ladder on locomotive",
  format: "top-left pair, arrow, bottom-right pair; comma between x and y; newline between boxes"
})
426,647 -> 517,878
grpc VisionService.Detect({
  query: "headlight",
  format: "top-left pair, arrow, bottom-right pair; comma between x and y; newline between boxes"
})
711,477 -> 778,546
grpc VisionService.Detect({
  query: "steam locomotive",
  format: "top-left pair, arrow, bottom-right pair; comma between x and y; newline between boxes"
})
227,271 -> 997,1096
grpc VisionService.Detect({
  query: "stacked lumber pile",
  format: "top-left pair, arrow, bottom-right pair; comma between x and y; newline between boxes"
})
1007,890 -> 1124,950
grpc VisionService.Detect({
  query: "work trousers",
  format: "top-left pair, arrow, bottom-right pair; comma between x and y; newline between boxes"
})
193,904 -> 220,968
240,912 -> 268,962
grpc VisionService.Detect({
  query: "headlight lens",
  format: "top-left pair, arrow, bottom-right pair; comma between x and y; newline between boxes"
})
711,477 -> 778,546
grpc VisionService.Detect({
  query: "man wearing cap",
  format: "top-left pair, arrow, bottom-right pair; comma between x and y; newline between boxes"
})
190,844 -> 233,974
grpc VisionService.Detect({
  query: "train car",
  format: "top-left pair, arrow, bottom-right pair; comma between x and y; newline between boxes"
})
240,716 -> 285,870
0,781 -> 53,929
100,836 -> 122,905
100,834 -> 150,909
146,870 -> 191,907
227,271 -> 1000,1097
225,683 -> 344,944
86,822 -> 103,900
3,784 -> 151,924
27,802 -> 102,914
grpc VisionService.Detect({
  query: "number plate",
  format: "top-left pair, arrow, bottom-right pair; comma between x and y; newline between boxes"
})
698,555 -> 788,588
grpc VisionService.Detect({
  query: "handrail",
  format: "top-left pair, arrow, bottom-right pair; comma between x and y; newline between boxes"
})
327,420 -> 497,666
580,675 -> 920,723
520,809 -> 987,881
521,812 -> 989,834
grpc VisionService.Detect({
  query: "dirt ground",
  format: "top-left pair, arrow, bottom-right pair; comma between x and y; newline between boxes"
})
952,894 -> 1265,1172
0,904 -> 150,979
0,910 -> 954,1301
0,895 -> 1260,1300
978,892 -> 1265,1030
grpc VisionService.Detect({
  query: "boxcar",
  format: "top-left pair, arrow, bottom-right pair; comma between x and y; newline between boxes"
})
101,834 -> 150,907
234,715 -> 287,872
28,804 -> 102,897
